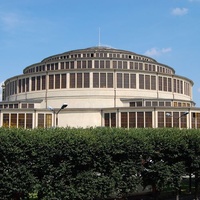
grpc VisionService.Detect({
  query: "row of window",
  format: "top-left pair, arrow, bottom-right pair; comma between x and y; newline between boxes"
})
24,60 -> 173,75
130,101 -> 191,108
0,103 -> 34,109
41,51 -> 154,63
105,111 -> 200,128
2,111 -> 200,129
5,72 -> 191,98
2,113 -> 52,129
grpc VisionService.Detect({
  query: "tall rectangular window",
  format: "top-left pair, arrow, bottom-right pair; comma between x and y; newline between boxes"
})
46,114 -> 52,128
106,61 -> 110,68
88,60 -> 92,68
42,76 -> 46,90
18,114 -> 25,128
26,113 -> 33,129
145,112 -> 152,127
26,78 -> 29,92
55,74 -> 60,89
11,114 -> 17,127
95,60 -> 99,68
3,114 -> 9,127
151,76 -> 156,90
129,112 -> 136,128
37,76 -> 40,90
49,75 -> 54,89
61,74 -> 67,88
93,73 -> 99,88
173,79 -> 177,93
107,73 -> 113,88
70,73 -> 75,88
139,74 -> 144,89
130,74 -> 136,88
100,73 -> 106,88
105,113 -> 109,127
163,77 -> 167,91
159,77 -> 162,91
22,79 -> 25,92
173,112 -> 179,128
111,113 -> 116,127
117,73 -> 122,88
145,75 -> 150,90
31,77 -> 35,91
84,73 -> 89,88
124,74 -> 129,88
168,78 -> 172,92
137,112 -> 144,128
38,114 -> 44,128
77,73 -> 82,88
181,112 -> 187,128
82,61 -> 86,68
121,112 -> 128,128
158,112 -> 164,127
19,79 -> 21,93
166,112 -> 172,127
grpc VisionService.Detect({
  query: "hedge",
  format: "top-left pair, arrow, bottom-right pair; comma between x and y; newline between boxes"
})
0,127 -> 200,199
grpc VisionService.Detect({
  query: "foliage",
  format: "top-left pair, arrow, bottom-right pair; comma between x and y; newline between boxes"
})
1,127 -> 200,199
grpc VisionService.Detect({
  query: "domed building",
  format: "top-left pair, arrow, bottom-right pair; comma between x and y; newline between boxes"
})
1,46 -> 200,128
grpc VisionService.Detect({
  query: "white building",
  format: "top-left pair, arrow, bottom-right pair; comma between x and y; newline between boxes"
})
1,46 -> 200,128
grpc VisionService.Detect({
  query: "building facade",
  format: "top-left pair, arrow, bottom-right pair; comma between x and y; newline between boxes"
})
1,46 -> 200,129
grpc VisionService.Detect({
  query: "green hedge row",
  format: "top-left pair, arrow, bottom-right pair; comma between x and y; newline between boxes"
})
1,127 -> 200,199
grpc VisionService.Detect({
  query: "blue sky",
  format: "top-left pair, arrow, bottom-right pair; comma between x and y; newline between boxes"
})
0,0 -> 200,105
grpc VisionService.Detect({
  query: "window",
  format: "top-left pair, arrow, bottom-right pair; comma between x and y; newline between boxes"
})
105,113 -> 109,127
163,77 -> 167,91
11,114 -> 17,127
159,77 -> 162,91
117,73 -> 122,88
129,112 -> 136,128
49,75 -> 54,89
145,75 -> 150,90
18,114 -> 25,128
26,78 -> 29,92
151,76 -> 156,90
42,76 -> 46,90
77,73 -> 82,88
37,76 -> 40,90
3,114 -> 9,127
26,113 -> 33,129
168,78 -> 172,92
145,112 -> 152,127
130,74 -> 136,88
139,74 -> 144,89
84,73 -> 90,88
107,73 -> 113,88
111,113 -> 116,127
173,112 -> 179,128
38,114 -> 44,128
70,73 -> 75,88
121,112 -> 128,128
124,74 -> 129,88
166,112 -> 172,127
93,73 -> 99,88
158,112 -> 164,127
100,73 -> 106,88
137,112 -> 144,128
31,77 -> 35,91
61,74 -> 67,88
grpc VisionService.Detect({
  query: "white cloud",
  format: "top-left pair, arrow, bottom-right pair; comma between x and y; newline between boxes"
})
144,47 -> 172,57
171,8 -> 188,16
